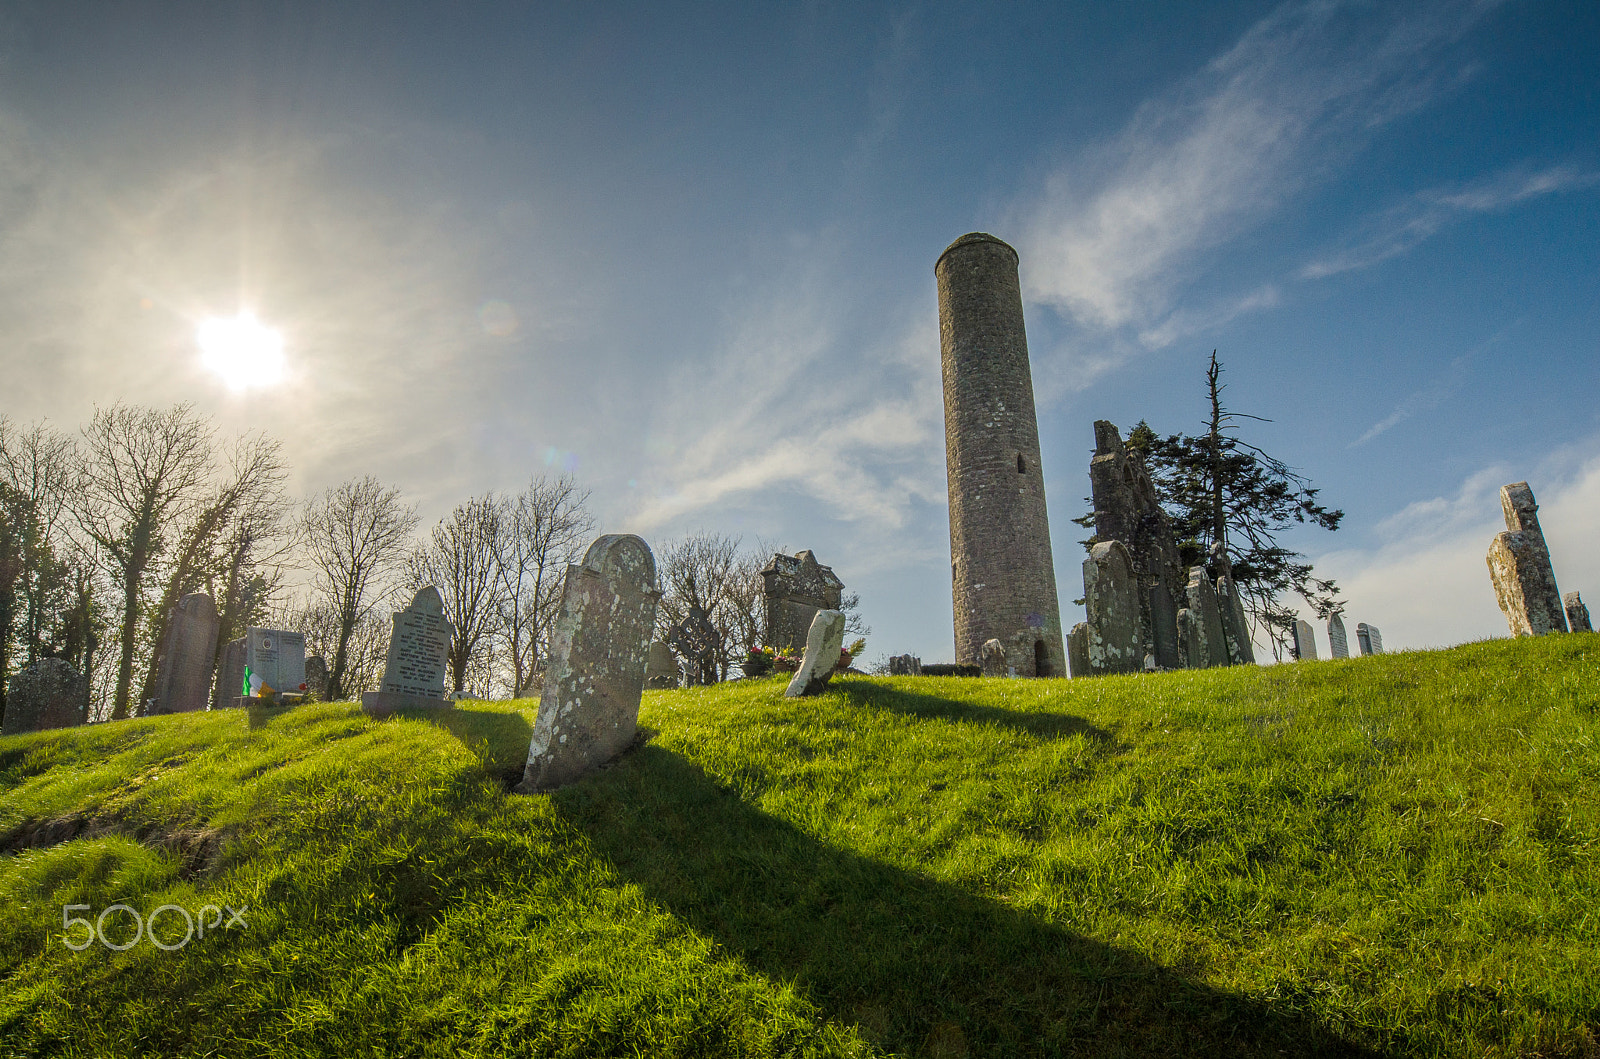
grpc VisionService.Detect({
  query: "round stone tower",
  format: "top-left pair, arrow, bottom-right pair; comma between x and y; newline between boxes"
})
936,232 -> 1066,677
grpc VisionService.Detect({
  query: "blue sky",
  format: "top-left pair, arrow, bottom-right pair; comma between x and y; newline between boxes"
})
1,0 -> 1596,662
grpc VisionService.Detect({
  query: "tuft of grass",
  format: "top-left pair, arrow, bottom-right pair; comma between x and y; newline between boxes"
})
0,635 -> 1595,1056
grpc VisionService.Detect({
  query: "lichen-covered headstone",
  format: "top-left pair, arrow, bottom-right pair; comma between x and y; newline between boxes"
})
761,550 -> 844,655
1185,569 -> 1229,668
1176,609 -> 1198,668
979,638 -> 1007,677
1082,540 -> 1141,675
1487,481 -> 1568,637
1148,583 -> 1180,670
888,654 -> 922,676
1355,623 -> 1383,655
644,641 -> 679,689
2,659 -> 86,735
1292,619 -> 1318,660
361,586 -> 455,716
1214,574 -> 1255,665
519,535 -> 662,792
152,592 -> 220,714
1564,592 -> 1591,633
1327,614 -> 1350,659
784,609 -> 845,698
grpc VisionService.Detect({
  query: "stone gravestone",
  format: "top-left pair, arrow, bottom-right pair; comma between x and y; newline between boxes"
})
519,534 -> 662,791
761,550 -> 844,655
1356,624 -> 1383,655
1176,609 -> 1198,669
1292,620 -> 1318,660
304,655 -> 328,701
1185,569 -> 1229,668
1564,592 -> 1592,633
784,609 -> 846,698
665,605 -> 719,685
644,641 -> 679,689
1089,421 -> 1189,668
362,586 -> 455,717
888,654 -> 922,676
1326,614 -> 1350,659
1066,623 -> 1091,678
242,628 -> 307,701
2,659 -> 87,735
215,637 -> 246,708
152,592 -> 220,714
979,638 -> 1007,677
1083,540 -> 1142,675
1487,481 -> 1568,636
1214,573 -> 1255,665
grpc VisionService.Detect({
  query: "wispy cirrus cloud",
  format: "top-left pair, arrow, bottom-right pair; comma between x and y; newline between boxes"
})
1302,165 -> 1599,279
1017,0 -> 1505,360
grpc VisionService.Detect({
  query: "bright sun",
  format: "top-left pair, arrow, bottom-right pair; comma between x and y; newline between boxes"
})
196,312 -> 286,391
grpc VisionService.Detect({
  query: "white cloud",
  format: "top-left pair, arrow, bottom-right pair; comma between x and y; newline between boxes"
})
1313,437 -> 1600,650
1016,0 -> 1504,361
1302,165 -> 1600,280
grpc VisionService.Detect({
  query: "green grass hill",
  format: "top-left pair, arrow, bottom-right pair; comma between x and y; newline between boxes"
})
0,635 -> 1596,1057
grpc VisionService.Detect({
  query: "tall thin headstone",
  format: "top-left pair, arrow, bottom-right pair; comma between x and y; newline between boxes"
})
1564,592 -> 1591,633
152,592 -> 220,714
1185,569 -> 1229,668
215,637 -> 246,708
938,233 -> 1066,677
1066,622 -> 1091,678
1214,572 -> 1256,665
1083,540 -> 1142,675
760,551 -> 844,655
362,586 -> 455,716
1355,623 -> 1384,656
1487,481 -> 1567,636
304,655 -> 328,701
519,535 -> 662,791
1326,614 -> 1350,659
1292,620 -> 1318,661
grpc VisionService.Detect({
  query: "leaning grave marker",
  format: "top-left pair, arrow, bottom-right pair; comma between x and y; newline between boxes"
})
1487,481 -> 1567,636
1564,592 -> 1591,633
784,609 -> 845,698
362,586 -> 455,717
519,534 -> 661,792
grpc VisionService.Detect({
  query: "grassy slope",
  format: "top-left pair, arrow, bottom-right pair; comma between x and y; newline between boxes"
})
0,635 -> 1595,1058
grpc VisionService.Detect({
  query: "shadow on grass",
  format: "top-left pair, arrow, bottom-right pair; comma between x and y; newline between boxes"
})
417,708 -> 534,782
834,680 -> 1120,744
554,746 -> 1379,1058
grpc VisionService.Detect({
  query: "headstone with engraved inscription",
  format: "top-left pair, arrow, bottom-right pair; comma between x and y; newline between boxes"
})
362,586 -> 455,717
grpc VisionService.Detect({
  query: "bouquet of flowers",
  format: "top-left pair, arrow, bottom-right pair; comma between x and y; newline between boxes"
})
743,645 -> 776,677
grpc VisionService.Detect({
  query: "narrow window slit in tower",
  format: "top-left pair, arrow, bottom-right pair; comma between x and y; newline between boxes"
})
1017,454 -> 1027,473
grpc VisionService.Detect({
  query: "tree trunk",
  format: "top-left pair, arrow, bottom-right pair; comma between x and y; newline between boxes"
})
112,564 -> 142,720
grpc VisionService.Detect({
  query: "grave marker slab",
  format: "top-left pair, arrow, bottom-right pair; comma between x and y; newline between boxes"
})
1083,540 -> 1141,675
2,659 -> 86,735
243,628 -> 306,700
1185,569 -> 1229,668
1355,623 -> 1383,655
152,592 -> 220,714
979,638 -> 1007,677
888,654 -> 922,676
761,550 -> 844,655
215,637 -> 246,708
1487,481 -> 1567,636
1293,620 -> 1318,661
519,535 -> 662,791
304,655 -> 328,701
1327,614 -> 1350,659
644,641 -> 679,689
784,609 -> 845,698
362,586 -> 455,716
1148,584 -> 1180,670
1215,573 -> 1256,665
1066,622 -> 1091,678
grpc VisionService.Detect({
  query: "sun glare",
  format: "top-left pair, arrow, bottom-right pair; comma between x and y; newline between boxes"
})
197,312 -> 286,391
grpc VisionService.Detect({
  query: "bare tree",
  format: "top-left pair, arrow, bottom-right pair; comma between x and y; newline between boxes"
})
76,404 -> 216,719
278,600 -> 391,698
492,475 -> 592,695
300,476 -> 418,701
407,494 -> 504,695
0,418 -> 79,673
137,433 -> 289,709
656,531 -> 765,683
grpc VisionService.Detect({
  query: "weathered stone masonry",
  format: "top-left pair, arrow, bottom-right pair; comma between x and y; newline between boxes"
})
937,232 -> 1066,677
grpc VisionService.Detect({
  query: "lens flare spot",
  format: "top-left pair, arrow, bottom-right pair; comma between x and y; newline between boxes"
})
478,300 -> 519,337
197,312 -> 286,391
